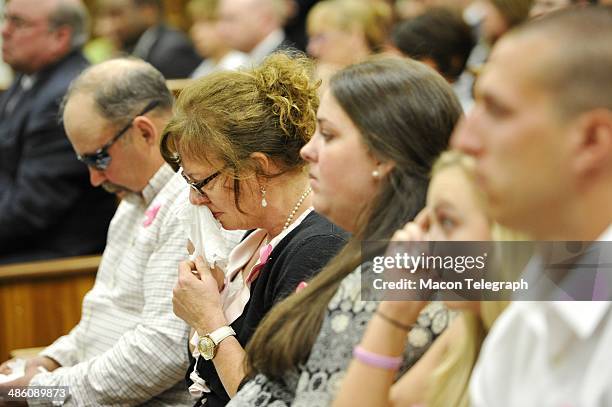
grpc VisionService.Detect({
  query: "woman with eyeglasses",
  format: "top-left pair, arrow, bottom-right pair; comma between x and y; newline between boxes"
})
159,52 -> 349,407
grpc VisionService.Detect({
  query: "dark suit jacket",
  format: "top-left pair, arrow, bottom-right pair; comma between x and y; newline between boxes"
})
132,24 -> 202,79
0,50 -> 117,265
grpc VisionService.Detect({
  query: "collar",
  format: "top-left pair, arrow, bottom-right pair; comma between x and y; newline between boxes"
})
141,164 -> 175,206
249,29 -> 285,65
535,223 -> 612,338
548,301 -> 611,339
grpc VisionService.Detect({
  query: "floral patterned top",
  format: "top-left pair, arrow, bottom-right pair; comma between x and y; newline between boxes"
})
228,264 -> 450,407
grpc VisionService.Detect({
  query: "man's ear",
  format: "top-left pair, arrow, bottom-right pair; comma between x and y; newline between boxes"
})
52,26 -> 73,56
571,109 -> 612,177
133,116 -> 159,147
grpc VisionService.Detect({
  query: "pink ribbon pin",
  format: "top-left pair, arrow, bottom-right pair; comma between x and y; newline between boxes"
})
246,243 -> 273,283
143,204 -> 161,227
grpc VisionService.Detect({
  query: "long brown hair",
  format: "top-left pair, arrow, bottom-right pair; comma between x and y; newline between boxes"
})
244,56 -> 463,379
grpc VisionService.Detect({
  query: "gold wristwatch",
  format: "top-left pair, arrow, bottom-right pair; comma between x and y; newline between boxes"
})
197,326 -> 236,360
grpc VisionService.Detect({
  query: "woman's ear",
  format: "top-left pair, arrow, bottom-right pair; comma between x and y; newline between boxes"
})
249,152 -> 275,176
375,160 -> 396,178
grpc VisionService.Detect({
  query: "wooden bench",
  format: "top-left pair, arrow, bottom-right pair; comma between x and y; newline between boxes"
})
0,255 -> 100,361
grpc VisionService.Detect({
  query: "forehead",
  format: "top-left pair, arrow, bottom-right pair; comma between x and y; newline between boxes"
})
63,93 -> 112,151
7,0 -> 54,19
476,36 -> 552,104
220,0 -> 251,15
429,166 -> 476,203
319,90 -> 350,121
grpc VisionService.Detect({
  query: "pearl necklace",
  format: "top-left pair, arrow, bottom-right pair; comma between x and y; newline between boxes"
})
283,187 -> 312,230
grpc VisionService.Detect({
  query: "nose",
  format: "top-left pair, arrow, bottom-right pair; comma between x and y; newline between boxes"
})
88,167 -> 106,187
300,133 -> 318,163
450,112 -> 483,157
1,20 -> 12,40
189,188 -> 210,206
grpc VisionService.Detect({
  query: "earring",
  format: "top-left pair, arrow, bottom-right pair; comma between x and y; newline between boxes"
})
260,186 -> 268,208
372,170 -> 380,179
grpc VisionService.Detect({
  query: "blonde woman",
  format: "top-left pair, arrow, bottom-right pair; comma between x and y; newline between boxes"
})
333,151 -> 531,407
306,0 -> 393,94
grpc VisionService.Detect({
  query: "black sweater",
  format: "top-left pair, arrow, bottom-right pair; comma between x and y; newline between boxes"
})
188,211 -> 349,407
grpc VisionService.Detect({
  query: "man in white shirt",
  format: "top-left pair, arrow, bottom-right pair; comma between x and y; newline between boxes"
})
0,59 -> 197,405
451,7 -> 612,407
218,0 -> 291,66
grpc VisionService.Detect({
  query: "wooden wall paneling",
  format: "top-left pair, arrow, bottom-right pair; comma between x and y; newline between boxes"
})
0,256 -> 99,362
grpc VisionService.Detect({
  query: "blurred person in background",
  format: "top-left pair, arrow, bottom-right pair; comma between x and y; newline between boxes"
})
96,0 -> 201,78
529,0 -> 596,18
306,0 -> 392,94
480,0 -> 533,45
0,0 -> 13,88
306,0 -> 392,68
465,0 -> 533,81
395,0 -> 472,19
0,0 -> 116,264
218,0 -> 293,66
283,0 -> 320,52
391,7 -> 476,110
187,0 -> 248,78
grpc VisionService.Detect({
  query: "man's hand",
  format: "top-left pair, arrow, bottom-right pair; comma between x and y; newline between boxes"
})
0,356 -> 60,376
0,356 -> 60,406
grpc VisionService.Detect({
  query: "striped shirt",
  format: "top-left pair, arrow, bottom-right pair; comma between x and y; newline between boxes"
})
29,165 -> 194,406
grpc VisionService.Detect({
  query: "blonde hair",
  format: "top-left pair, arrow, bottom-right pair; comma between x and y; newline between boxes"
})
187,0 -> 219,21
425,150 -> 530,407
307,0 -> 393,52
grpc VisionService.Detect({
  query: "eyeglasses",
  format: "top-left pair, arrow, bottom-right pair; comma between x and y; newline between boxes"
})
77,100 -> 160,171
179,167 -> 222,196
1,13 -> 48,31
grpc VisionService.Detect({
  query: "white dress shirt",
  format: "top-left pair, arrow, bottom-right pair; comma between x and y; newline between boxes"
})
470,224 -> 612,407
190,50 -> 248,79
29,165 -> 195,406
248,29 -> 286,67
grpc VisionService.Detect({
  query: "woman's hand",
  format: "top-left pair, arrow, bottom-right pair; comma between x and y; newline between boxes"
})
172,256 -> 228,334
391,207 -> 430,242
381,208 -> 433,310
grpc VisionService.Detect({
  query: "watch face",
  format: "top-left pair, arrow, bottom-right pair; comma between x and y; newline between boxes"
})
198,336 -> 216,360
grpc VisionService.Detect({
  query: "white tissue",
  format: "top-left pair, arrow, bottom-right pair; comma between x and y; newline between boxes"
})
0,358 -> 25,384
177,188 -> 243,272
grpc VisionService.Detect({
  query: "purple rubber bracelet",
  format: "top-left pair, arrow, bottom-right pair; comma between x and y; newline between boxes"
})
353,345 -> 402,370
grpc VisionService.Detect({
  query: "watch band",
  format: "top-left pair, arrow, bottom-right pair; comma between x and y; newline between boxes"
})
208,326 -> 236,345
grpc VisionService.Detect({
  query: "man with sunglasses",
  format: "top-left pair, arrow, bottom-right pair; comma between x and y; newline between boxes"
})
0,0 -> 117,264
0,59 -> 207,406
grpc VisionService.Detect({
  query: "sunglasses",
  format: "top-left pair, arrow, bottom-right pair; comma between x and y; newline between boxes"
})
77,100 -> 161,171
179,167 -> 222,196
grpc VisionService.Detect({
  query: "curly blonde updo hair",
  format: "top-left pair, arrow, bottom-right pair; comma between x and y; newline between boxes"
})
161,52 -> 319,206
